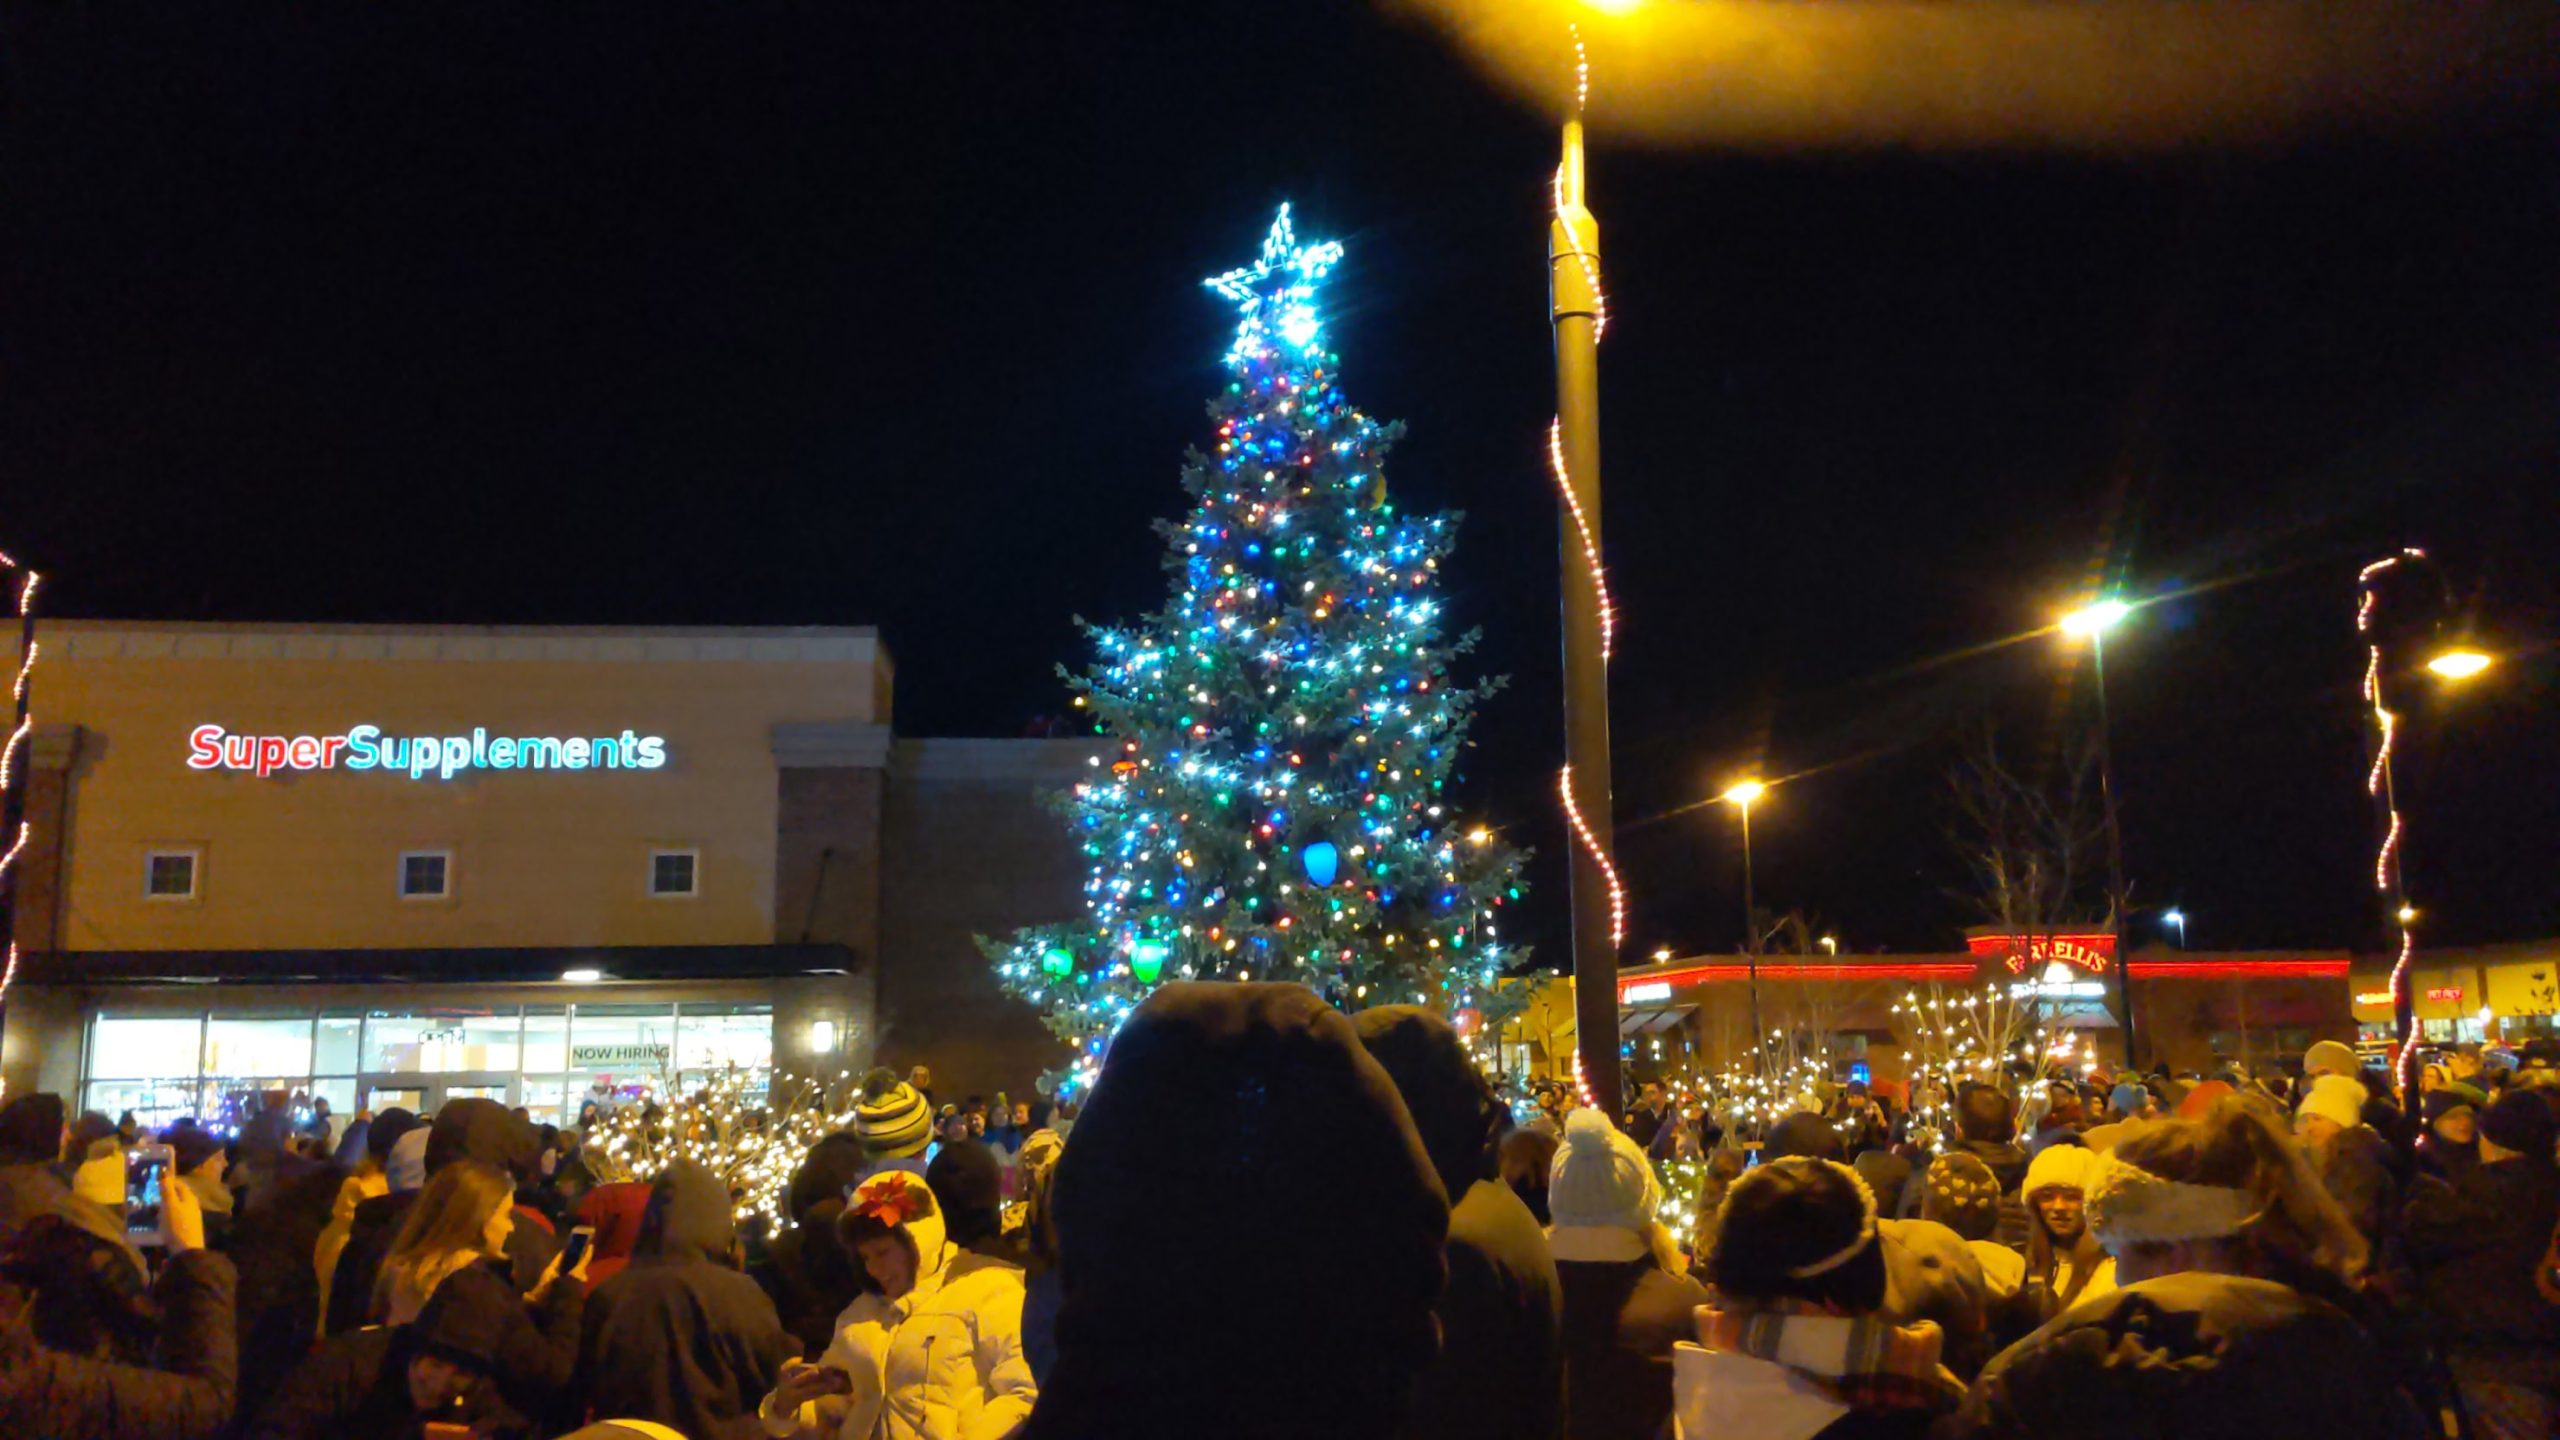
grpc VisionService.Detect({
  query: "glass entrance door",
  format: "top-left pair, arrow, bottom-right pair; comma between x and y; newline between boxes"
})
431,1076 -> 516,1111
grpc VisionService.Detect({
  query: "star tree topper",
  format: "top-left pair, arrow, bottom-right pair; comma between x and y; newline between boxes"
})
1203,202 -> 1345,368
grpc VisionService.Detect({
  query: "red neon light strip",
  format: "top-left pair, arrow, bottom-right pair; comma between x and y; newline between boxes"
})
1964,932 -> 2113,953
1624,962 -> 1975,993
2124,959 -> 2350,979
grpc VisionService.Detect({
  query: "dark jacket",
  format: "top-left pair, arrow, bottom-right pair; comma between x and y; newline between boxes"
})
250,1262 -> 580,1440
1022,983 -> 1446,1440
0,1161 -> 138,1272
326,1100 -> 557,1334
576,1161 -> 797,1440
229,1165 -> 346,1417
2404,1154 -> 2560,1360
1353,1005 -> 1563,1440
2317,1124 -> 2399,1260
0,1244 -> 235,1440
1555,1255 -> 1712,1440
1878,1218 -> 1990,1379
1943,1273 -> 2423,1440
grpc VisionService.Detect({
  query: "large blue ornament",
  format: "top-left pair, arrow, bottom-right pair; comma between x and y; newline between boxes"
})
1302,840 -> 1339,888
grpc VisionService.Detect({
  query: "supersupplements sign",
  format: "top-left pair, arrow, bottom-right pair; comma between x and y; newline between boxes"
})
188,724 -> 668,780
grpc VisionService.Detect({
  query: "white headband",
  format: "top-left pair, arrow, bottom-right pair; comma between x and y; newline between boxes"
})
1783,1160 -> 1881,1278
2085,1152 -> 2260,1252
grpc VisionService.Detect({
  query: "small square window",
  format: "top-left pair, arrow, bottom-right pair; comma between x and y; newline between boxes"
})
400,851 -> 451,899
144,851 -> 198,900
650,850 -> 698,898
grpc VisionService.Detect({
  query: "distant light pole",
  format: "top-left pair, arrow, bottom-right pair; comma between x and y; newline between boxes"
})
1719,780 -> 1768,1072
2059,599 -> 2137,1065
2163,909 -> 2187,949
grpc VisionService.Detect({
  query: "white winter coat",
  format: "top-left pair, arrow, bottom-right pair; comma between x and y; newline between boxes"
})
763,1207 -> 1036,1440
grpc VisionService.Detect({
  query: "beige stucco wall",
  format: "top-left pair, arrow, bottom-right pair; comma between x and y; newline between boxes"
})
25,623 -> 884,953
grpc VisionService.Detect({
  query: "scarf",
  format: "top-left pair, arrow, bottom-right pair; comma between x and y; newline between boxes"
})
1694,1300 -> 1964,1414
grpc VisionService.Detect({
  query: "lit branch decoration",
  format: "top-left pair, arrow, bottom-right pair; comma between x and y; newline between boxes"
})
580,1064 -> 866,1231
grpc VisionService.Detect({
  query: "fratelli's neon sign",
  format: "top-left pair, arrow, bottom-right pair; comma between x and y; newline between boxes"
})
188,724 -> 668,780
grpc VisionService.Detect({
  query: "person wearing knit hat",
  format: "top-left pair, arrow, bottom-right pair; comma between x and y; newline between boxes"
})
2292,1072 -> 2398,1257
1676,1157 -> 1964,1439
2106,1081 -> 2154,1124
1018,983 -> 1445,1440
1924,1151 -> 2027,1304
2303,1038 -> 2361,1080
2407,1088 -> 2560,1440
1949,1100 -> 2413,1440
2418,1088 -> 2481,1183
2021,1142 -> 2115,1318
1770,1098 -> 1994,1375
1546,1106 -> 1710,1440
850,1068 -> 933,1182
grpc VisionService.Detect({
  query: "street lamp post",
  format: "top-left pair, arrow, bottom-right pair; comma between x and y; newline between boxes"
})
2060,600 -> 2138,1066
1720,780 -> 1768,1073
2163,909 -> 2186,948
1552,58 -> 1621,1113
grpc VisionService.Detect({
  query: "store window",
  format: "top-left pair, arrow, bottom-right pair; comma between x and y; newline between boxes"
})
366,1010 -> 520,1074
91,1015 -> 203,1079
314,1014 -> 364,1076
144,850 -> 198,900
522,1009 -> 570,1073
677,1006 -> 773,1081
400,851 -> 451,899
568,1004 -> 679,1105
204,1016 -> 313,1079
651,850 -> 698,898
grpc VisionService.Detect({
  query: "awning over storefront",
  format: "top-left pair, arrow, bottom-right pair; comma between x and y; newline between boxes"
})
1619,1005 -> 1696,1037
21,942 -> 861,986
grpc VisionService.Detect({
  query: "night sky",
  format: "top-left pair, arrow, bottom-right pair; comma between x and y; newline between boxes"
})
4,4 -> 2554,963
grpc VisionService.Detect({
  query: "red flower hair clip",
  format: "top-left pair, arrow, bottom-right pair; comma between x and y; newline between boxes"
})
850,1180 -> 928,1229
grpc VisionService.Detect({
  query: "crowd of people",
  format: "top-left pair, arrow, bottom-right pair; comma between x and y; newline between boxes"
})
2,1001 -> 2557,1440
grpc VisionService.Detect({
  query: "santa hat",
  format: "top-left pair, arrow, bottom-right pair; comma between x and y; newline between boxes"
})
2302,1040 -> 2360,1078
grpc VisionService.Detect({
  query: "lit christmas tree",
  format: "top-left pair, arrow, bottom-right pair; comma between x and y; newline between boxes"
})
984,205 -> 1529,1092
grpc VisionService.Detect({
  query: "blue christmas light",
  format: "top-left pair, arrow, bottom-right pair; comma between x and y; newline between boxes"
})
1302,840 -> 1339,887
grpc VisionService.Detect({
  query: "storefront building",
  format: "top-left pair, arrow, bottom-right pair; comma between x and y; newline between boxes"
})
0,622 -> 1097,1123
2347,938 -> 2560,1052
1519,930 -> 2358,1085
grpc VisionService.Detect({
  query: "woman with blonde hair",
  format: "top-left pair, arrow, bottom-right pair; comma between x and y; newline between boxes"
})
1942,1097 -> 2418,1440
373,1160 -> 520,1325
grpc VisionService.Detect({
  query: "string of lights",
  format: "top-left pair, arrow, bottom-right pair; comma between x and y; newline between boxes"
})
2357,549 -> 2425,1098
1549,25 -> 1626,1001
0,549 -> 38,1079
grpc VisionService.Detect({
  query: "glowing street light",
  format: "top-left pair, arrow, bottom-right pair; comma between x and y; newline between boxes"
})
2058,597 -> 2137,1063
1718,778 -> 1770,1066
2163,909 -> 2186,947
2059,598 -> 2132,639
2425,647 -> 2493,681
